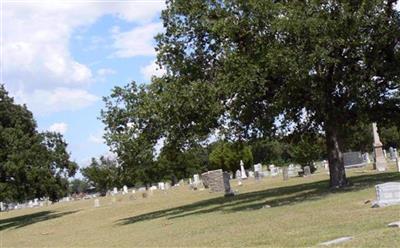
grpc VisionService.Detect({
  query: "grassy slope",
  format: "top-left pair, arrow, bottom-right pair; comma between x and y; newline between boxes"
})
1,164 -> 400,247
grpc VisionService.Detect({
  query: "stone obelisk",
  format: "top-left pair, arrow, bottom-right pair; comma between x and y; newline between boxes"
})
240,160 -> 247,179
372,123 -> 387,171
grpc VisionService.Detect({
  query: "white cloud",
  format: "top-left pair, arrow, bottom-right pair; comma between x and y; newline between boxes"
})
14,87 -> 99,115
4,1 -> 165,114
48,122 -> 68,134
140,59 -> 166,81
112,22 -> 163,58
88,130 -> 105,144
97,68 -> 116,77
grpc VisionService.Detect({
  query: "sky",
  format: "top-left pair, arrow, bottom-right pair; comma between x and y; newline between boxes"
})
3,0 -> 167,170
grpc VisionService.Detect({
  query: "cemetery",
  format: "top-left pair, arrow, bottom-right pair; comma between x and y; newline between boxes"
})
1,162 -> 399,247
1,1 -> 400,247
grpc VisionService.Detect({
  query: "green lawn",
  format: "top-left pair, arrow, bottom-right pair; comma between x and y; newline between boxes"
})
1,164 -> 400,247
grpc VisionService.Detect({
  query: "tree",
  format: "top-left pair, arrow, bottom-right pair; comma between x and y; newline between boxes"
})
0,84 -> 77,202
81,156 -> 121,195
209,141 -> 253,172
69,179 -> 90,194
155,0 -> 400,188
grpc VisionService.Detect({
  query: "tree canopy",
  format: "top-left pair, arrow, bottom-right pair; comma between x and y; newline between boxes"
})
101,1 -> 399,188
0,85 -> 77,203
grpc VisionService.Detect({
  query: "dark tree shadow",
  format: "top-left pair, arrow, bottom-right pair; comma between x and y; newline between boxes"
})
117,172 -> 400,225
0,210 -> 79,231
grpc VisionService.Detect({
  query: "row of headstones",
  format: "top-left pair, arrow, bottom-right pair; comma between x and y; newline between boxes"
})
0,198 -> 52,212
109,182 -> 177,196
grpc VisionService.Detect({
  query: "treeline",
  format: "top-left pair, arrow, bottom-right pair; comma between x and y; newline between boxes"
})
0,85 -> 77,203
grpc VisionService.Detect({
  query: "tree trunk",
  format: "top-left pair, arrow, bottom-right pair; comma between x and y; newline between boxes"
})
326,122 -> 349,188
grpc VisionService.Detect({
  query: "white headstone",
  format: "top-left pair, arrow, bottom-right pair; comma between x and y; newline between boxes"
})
123,185 -> 128,194
254,163 -> 262,172
248,171 -> 255,178
396,157 -> 400,173
94,199 -> 100,207
240,160 -> 247,179
193,174 -> 200,183
132,189 -> 136,194
113,187 -> 118,195
158,182 -> 165,190
235,169 -> 241,179
373,182 -> 400,207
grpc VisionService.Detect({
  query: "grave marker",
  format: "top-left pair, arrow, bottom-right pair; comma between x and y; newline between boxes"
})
372,182 -> 400,207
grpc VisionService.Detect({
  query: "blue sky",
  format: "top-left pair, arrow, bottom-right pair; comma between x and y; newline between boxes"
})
3,1 -> 166,170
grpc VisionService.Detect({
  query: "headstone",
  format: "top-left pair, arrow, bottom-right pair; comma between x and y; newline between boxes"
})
223,172 -> 234,197
372,182 -> 400,207
372,123 -> 388,171
235,169 -> 241,179
396,156 -> 400,173
94,199 -> 100,208
303,166 -> 311,176
282,166 -> 289,181
193,174 -> 200,184
363,153 -> 371,163
240,160 -> 247,179
189,178 -> 193,185
158,182 -> 165,190
150,186 -> 157,191
343,151 -> 365,168
165,182 -> 171,190
0,202 -> 4,211
389,147 -> 396,161
113,187 -> 118,195
254,171 -> 261,181
138,187 -> 146,192
201,169 -> 233,196
132,189 -> 136,194
248,171 -> 255,178
270,165 -> 279,176
254,163 -> 262,173
123,185 -> 128,194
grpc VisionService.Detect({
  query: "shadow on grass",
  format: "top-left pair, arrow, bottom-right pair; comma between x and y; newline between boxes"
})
117,172 -> 400,226
0,210 -> 79,231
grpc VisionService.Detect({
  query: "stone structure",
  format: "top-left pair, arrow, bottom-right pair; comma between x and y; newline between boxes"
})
240,160 -> 247,179
158,182 -> 165,190
303,166 -> 311,176
113,187 -> 118,195
123,185 -> 128,194
282,167 -> 289,181
235,170 -> 241,179
372,182 -> 400,207
372,123 -> 388,171
201,169 -> 233,196
343,151 -> 365,168
397,156 -> 400,173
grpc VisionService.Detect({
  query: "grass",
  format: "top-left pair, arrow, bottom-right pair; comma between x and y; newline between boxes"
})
1,164 -> 400,247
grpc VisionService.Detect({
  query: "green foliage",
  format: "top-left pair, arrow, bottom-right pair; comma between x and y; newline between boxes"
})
209,141 -> 253,172
69,179 -> 90,194
81,156 -> 121,195
154,0 -> 400,187
0,84 -> 77,202
380,126 -> 400,149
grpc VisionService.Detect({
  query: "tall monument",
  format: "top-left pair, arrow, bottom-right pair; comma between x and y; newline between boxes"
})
372,123 -> 387,171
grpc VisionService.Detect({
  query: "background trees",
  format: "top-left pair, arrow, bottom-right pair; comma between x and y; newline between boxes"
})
0,84 -> 77,203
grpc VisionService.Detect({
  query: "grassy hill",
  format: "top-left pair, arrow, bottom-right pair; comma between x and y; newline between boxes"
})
1,164 -> 399,247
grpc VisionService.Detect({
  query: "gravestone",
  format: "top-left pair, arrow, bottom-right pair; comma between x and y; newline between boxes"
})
0,202 -> 4,211
254,163 -> 262,173
240,160 -> 247,179
132,189 -> 136,194
269,165 -> 279,176
254,171 -> 261,181
113,187 -> 118,195
94,199 -> 100,208
201,169 -> 233,196
397,157 -> 400,173
372,182 -> 400,207
372,123 -> 388,171
343,151 -> 365,168
158,182 -> 165,190
363,153 -> 371,163
193,174 -> 200,184
123,185 -> 128,194
389,147 -> 396,161
248,171 -> 255,178
165,182 -> 171,190
303,166 -> 311,176
282,167 -> 289,181
235,170 -> 241,179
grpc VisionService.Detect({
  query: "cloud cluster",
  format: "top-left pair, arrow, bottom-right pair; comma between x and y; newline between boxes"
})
4,1 -> 165,115
48,122 -> 68,135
